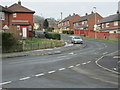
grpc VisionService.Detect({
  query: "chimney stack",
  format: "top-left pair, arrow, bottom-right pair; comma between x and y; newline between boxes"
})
91,11 -> 94,14
117,10 -> 119,14
18,0 -> 21,5
85,13 -> 88,16
5,6 -> 7,8
73,13 -> 75,16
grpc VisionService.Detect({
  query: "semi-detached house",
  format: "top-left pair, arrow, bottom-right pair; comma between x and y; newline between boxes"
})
97,11 -> 120,33
0,1 -> 35,38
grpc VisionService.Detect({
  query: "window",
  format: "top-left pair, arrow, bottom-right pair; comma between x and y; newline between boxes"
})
28,26 -> 32,31
82,21 -> 84,25
0,12 -> 5,20
106,23 -> 110,28
114,21 -> 118,26
13,13 -> 17,18
102,24 -> 104,28
17,25 -> 20,30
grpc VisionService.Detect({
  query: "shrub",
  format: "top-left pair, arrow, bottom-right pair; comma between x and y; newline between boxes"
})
2,32 -> 20,52
62,30 -> 74,35
45,33 -> 61,40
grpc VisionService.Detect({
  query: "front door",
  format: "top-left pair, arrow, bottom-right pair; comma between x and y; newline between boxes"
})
22,28 -> 27,38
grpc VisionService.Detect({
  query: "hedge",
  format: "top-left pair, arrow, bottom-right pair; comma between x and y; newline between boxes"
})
62,30 -> 74,35
45,33 -> 61,40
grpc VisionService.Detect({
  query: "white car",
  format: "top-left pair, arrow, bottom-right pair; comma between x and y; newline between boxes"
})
70,36 -> 83,44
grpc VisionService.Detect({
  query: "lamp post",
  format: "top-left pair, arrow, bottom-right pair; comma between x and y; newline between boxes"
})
93,7 -> 97,38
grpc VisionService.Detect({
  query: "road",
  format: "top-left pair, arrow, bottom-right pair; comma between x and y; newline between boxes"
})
1,35 -> 119,89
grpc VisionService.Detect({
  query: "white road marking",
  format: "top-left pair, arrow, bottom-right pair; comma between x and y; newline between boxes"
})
113,56 -> 120,59
19,77 -> 30,81
68,52 -> 74,55
59,68 -> 66,71
0,81 -> 12,85
48,70 -> 56,74
113,68 -> 117,71
82,63 -> 86,65
95,51 -> 119,74
68,66 -> 74,68
54,51 -> 61,53
87,61 -> 91,63
35,73 -> 45,77
57,56 -> 67,58
76,64 -> 80,66
103,52 -> 108,55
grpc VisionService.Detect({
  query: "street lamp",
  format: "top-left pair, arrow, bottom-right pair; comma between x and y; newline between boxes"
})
93,7 -> 97,39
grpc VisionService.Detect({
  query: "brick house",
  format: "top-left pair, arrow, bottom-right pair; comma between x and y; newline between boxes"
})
1,1 -> 35,38
58,13 -> 80,31
97,11 -> 120,33
73,12 -> 103,31
0,5 -> 12,31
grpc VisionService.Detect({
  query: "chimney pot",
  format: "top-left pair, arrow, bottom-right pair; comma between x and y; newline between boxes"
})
18,0 -> 21,5
117,10 -> 119,14
5,6 -> 7,8
91,11 -> 94,14
85,13 -> 88,16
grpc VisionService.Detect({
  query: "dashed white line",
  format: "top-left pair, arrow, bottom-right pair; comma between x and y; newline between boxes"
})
82,63 -> 87,65
68,52 -> 74,55
35,73 -> 45,77
87,61 -> 91,63
103,52 -> 108,55
59,68 -> 66,71
48,70 -> 56,74
19,77 -> 30,81
113,68 -> 117,71
68,65 -> 74,68
76,64 -> 80,66
0,81 -> 12,85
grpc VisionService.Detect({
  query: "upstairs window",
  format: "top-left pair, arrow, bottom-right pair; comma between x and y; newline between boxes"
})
82,21 -> 85,25
102,24 -> 104,28
0,12 -> 5,20
13,13 -> 17,18
114,21 -> 118,26
106,23 -> 110,28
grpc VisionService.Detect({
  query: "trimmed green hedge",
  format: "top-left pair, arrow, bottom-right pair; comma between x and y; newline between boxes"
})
45,33 -> 61,40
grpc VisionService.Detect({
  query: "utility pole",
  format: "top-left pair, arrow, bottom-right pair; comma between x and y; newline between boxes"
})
93,7 -> 97,38
61,12 -> 62,21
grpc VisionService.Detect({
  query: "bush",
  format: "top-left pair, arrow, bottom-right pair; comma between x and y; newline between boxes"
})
45,33 -> 61,40
2,32 -> 20,52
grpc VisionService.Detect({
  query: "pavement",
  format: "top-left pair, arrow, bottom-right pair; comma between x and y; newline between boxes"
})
1,34 -> 119,89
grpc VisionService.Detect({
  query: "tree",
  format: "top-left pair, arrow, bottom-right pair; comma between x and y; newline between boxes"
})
43,19 -> 49,29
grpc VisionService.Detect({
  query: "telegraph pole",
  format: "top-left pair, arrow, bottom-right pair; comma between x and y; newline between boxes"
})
61,12 -> 62,21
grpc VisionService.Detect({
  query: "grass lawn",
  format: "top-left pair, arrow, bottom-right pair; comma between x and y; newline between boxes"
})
81,36 -> 118,43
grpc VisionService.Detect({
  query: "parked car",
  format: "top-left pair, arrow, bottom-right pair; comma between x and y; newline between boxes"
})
70,36 -> 83,44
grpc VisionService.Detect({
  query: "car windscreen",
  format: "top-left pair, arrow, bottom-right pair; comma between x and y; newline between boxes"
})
73,36 -> 81,39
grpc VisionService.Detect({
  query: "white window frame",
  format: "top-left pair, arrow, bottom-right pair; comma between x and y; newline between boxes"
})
106,23 -> 110,28
17,25 -> 20,30
0,12 -> 5,20
114,21 -> 118,26
13,13 -> 17,18
82,21 -> 84,25
102,24 -> 104,28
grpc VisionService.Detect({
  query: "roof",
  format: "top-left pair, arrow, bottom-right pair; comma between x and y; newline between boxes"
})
8,3 -> 35,13
60,14 -> 79,22
74,13 -> 94,23
0,5 -> 12,13
97,14 -> 120,24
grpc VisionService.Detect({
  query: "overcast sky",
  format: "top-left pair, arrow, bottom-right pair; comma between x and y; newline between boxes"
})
0,0 -> 119,20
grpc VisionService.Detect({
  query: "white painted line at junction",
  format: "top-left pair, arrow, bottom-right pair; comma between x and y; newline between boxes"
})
103,52 -> 108,55
113,68 -> 117,71
48,70 -> 56,74
19,77 -> 30,81
68,66 -> 74,68
54,51 -> 61,53
0,81 -> 12,85
68,52 -> 74,55
95,51 -> 119,74
82,63 -> 86,65
35,73 -> 45,77
87,61 -> 91,63
113,56 -> 120,59
59,68 -> 66,71
76,64 -> 80,66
